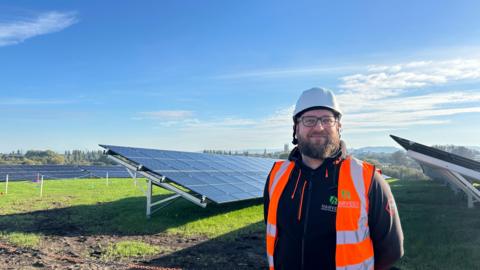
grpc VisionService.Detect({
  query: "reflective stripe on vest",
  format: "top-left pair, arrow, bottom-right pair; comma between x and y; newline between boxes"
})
265,157 -> 375,270
336,157 -> 374,269
266,160 -> 295,270
269,161 -> 293,197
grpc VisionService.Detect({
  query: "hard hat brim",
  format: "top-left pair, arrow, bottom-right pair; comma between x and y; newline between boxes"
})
293,106 -> 342,120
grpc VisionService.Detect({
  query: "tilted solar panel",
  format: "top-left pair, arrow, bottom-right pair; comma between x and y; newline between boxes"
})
391,134 -> 480,208
390,135 -> 480,172
100,144 -> 278,204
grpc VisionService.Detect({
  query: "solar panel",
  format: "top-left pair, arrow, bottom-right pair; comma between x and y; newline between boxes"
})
100,144 -> 278,204
391,134 -> 480,208
390,135 -> 480,172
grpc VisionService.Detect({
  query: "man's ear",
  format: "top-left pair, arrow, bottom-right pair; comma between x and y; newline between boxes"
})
292,123 -> 299,145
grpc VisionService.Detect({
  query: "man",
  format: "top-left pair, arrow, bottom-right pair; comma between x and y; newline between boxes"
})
264,88 -> 404,270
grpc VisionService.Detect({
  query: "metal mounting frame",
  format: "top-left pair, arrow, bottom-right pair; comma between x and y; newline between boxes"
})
407,150 -> 480,208
106,153 -> 207,217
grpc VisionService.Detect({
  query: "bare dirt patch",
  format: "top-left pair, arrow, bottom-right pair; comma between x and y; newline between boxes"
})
0,230 -> 267,269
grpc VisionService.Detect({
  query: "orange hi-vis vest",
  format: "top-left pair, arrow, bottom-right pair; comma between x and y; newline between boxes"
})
266,157 -> 375,270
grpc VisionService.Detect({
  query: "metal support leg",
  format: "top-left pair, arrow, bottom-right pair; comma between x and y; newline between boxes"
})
146,180 -> 182,217
449,171 -> 480,208
147,179 -> 152,217
107,154 -> 207,217
449,182 -> 460,195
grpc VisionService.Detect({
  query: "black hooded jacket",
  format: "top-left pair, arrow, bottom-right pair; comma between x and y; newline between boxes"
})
264,143 -> 404,270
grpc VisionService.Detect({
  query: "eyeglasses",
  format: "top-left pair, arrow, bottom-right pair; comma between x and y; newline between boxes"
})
298,115 -> 337,127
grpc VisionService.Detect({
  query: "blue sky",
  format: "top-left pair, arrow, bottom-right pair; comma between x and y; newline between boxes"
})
1,1 -> 479,153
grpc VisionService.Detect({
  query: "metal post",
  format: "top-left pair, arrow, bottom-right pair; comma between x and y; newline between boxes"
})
146,179 -> 152,217
449,181 -> 460,195
468,193 -> 474,208
40,175 -> 44,197
5,174 -> 8,195
106,171 -> 109,186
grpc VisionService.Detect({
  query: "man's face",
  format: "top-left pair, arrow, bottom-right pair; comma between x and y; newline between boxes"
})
295,109 -> 342,160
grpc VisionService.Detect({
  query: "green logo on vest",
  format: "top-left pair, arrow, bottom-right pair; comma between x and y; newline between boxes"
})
329,195 -> 338,205
341,189 -> 351,200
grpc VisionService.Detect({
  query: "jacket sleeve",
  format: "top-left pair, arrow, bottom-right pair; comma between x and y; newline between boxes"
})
368,171 -> 404,270
264,169 -> 272,224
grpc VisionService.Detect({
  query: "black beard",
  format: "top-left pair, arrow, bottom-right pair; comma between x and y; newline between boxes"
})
297,133 -> 340,159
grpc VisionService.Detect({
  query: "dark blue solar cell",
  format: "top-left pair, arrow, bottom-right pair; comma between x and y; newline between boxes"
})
167,160 -> 192,171
219,161 -> 243,172
165,173 -> 201,186
189,160 -> 214,171
192,185 -> 223,196
135,158 -> 171,171
161,171 -> 188,180
232,192 -> 256,201
236,182 -> 259,193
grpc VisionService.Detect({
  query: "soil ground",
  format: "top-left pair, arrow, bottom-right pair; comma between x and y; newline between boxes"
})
0,230 -> 267,269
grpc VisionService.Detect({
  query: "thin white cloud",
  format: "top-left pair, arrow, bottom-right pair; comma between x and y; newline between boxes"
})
340,59 -> 480,94
0,98 -> 75,105
184,117 -> 258,129
213,65 -> 358,80
339,90 -> 480,132
134,110 -> 195,121
327,58 -> 480,134
0,11 -> 77,47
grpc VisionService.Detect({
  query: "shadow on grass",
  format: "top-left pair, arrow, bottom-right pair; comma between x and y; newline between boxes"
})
141,221 -> 268,270
0,194 -> 263,237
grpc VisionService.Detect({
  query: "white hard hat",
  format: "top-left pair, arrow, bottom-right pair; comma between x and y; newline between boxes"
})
293,87 -> 342,119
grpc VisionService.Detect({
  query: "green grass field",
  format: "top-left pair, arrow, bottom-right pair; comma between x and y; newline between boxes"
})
0,177 -> 479,269
0,178 -> 263,237
103,240 -> 164,259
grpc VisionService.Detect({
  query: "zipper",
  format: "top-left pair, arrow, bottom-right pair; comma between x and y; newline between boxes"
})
291,169 -> 303,199
301,179 -> 313,270
297,181 -> 308,220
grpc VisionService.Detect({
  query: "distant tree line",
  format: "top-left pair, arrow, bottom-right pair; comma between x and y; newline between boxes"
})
0,150 -> 114,165
356,150 -> 421,169
63,150 -> 114,165
203,149 -> 280,159
432,145 -> 478,160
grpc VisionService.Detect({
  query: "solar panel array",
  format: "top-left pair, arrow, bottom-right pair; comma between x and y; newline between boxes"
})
0,165 -> 131,181
101,144 -> 277,204
0,165 -> 88,181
